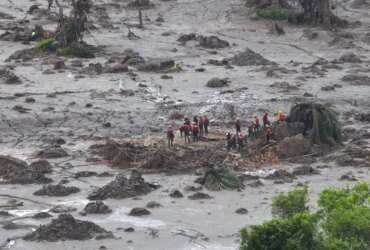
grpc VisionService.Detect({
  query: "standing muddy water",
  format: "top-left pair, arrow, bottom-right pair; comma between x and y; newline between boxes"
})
0,0 -> 370,249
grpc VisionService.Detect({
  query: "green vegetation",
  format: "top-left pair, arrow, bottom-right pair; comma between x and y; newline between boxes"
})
272,186 -> 309,218
56,43 -> 95,58
240,183 -> 370,250
202,167 -> 243,191
36,38 -> 57,52
256,6 -> 288,21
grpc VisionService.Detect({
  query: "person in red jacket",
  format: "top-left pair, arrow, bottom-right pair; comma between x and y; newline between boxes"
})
166,126 -> 175,147
203,115 -> 209,136
254,115 -> 260,132
198,116 -> 204,137
182,124 -> 191,143
265,125 -> 273,143
263,112 -> 270,128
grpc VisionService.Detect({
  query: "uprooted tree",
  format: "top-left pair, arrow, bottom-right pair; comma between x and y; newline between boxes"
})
37,0 -> 95,58
245,0 -> 347,29
55,0 -> 92,47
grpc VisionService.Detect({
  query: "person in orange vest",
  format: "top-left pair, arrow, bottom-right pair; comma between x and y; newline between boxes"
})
263,112 -> 270,128
203,115 -> 209,136
265,125 -> 273,143
254,115 -> 260,132
192,122 -> 199,142
278,111 -> 286,122
166,126 -> 175,147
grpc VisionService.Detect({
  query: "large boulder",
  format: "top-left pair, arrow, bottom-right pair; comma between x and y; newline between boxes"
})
277,134 -> 311,158
206,77 -> 228,88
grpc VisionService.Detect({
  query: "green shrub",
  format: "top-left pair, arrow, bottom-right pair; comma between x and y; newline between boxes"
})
272,186 -> 309,218
36,38 -> 57,52
240,183 -> 370,250
318,183 -> 370,213
240,213 -> 318,250
256,6 -> 288,21
56,43 -> 95,58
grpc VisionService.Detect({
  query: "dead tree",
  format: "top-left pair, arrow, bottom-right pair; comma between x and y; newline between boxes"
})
55,0 -> 92,47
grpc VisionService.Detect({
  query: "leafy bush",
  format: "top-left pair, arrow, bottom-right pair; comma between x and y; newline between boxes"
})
240,213 -> 318,250
36,38 -> 57,52
240,183 -> 370,250
272,186 -> 309,218
57,43 -> 95,58
256,6 -> 288,21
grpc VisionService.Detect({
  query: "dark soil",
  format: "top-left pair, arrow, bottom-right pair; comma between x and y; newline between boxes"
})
33,184 -> 80,197
82,201 -> 112,214
23,214 -> 114,241
88,170 -> 158,200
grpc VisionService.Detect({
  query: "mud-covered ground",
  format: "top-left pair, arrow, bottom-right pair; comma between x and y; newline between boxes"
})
0,0 -> 370,249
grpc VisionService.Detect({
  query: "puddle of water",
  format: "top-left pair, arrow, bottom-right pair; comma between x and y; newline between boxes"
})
8,209 -> 47,217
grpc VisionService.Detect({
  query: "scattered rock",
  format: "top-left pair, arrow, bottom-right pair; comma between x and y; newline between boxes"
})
270,81 -> 298,92
33,212 -> 53,219
170,189 -> 184,198
197,35 -> 229,49
124,227 -> 135,232
354,113 -> 370,122
146,201 -> 162,209
34,184 -> 80,197
12,105 -> 30,113
247,179 -> 264,187
104,64 -> 128,73
339,172 -> 358,181
29,160 -> 53,174
206,77 -> 228,88
188,192 -> 213,200
230,48 -> 275,66
88,170 -> 158,200
292,165 -> 320,176
82,201 -> 112,214
127,0 -> 155,8
25,97 -> 35,103
35,146 -> 68,159
138,59 -> 175,72
0,67 -> 22,84
177,33 -> 197,43
0,155 -> 52,184
342,74 -> 370,86
338,52 -> 362,63
23,214 -> 113,241
235,208 -> 248,215
74,171 -> 98,178
129,207 -> 151,216
49,205 -> 77,214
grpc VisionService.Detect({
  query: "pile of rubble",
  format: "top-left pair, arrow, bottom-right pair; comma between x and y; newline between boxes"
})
0,156 -> 52,184
23,214 -> 113,241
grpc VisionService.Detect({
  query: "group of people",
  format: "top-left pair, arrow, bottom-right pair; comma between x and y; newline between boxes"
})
229,111 -> 287,150
166,115 -> 209,147
166,110 -> 287,149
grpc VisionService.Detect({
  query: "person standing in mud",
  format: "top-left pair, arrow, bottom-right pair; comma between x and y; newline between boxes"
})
183,123 -> 191,143
193,116 -> 198,124
235,118 -> 241,134
166,126 -> 175,147
184,116 -> 191,126
198,116 -> 204,137
203,115 -> 209,136
265,125 -> 273,143
226,132 -> 233,150
192,122 -> 199,142
254,115 -> 260,132
263,112 -> 270,128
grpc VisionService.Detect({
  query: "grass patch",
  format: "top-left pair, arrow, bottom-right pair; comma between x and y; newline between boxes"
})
36,38 -> 57,52
256,6 -> 288,21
